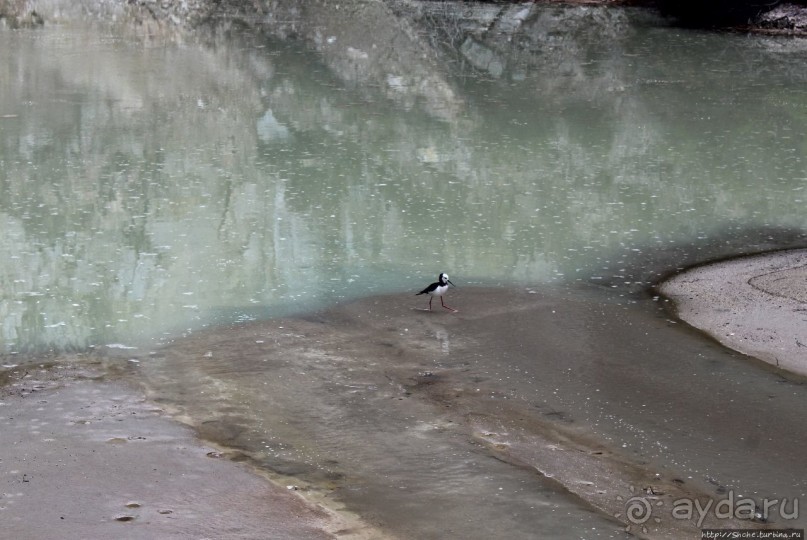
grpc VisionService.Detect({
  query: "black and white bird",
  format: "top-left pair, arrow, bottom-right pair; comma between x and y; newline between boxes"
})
416,272 -> 457,312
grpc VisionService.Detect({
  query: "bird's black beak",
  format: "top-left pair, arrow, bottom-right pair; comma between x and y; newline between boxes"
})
447,279 -> 455,287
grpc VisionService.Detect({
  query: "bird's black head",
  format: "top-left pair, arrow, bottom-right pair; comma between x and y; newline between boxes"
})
439,273 -> 455,286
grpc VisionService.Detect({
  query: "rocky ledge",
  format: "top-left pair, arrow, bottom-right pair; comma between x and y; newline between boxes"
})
2,0 -> 807,36
657,0 -> 807,35
756,3 -> 807,34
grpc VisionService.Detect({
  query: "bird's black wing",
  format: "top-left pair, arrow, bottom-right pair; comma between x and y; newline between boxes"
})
416,283 -> 437,295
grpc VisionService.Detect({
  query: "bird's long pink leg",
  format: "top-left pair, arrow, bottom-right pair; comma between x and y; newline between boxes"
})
428,297 -> 433,311
441,297 -> 457,312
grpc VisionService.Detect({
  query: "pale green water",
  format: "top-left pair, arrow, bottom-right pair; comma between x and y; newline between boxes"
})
1,4 -> 806,354
3,5 -> 807,538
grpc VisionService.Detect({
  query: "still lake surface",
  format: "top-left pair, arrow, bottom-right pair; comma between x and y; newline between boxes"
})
2,3 -> 807,537
2,4 -> 805,354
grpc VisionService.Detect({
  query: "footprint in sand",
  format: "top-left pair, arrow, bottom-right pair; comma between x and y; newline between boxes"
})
106,437 -> 128,444
115,501 -> 142,523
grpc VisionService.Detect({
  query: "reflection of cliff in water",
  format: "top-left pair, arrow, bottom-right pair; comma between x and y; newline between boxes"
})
1,2 -> 806,352
203,2 -> 651,121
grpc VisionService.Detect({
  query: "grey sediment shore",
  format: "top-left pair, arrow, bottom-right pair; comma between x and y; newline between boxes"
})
3,249 -> 807,539
659,248 -> 807,377
0,359 -> 370,539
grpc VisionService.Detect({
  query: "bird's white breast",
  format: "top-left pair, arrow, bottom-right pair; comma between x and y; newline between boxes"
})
429,284 -> 449,296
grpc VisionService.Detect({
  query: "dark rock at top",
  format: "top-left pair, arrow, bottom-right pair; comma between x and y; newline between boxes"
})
655,0 -> 807,30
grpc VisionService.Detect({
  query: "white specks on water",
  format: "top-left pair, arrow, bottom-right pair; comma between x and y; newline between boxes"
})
43,322 -> 66,328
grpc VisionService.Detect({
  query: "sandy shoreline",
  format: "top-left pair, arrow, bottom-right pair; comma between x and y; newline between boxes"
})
659,248 -> 807,377
3,250 -> 807,539
0,358 -> 370,539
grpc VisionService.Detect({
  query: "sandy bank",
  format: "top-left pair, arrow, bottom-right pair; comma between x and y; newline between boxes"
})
0,359 -> 362,540
659,248 -> 807,377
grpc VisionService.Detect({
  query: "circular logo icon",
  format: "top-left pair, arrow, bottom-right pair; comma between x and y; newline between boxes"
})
625,496 -> 652,524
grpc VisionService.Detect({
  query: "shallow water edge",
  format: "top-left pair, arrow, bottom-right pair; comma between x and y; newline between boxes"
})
123,284 -> 807,537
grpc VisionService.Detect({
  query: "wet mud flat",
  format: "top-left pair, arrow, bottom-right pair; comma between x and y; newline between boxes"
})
0,358 -> 352,539
130,285 -> 807,539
